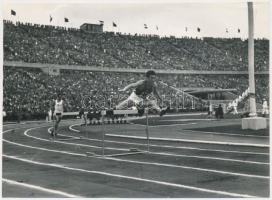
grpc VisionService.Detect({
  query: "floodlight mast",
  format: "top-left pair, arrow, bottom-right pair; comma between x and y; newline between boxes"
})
247,2 -> 257,117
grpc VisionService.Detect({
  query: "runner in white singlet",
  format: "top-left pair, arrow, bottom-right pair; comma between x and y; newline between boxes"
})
51,93 -> 65,137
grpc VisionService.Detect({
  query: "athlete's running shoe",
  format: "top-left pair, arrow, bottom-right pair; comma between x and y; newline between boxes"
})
106,109 -> 114,116
160,106 -> 170,117
50,129 -> 54,137
138,108 -> 145,117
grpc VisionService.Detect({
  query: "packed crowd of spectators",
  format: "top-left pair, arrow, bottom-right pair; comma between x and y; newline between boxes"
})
4,20 -> 269,71
3,67 -> 268,117
3,20 -> 269,119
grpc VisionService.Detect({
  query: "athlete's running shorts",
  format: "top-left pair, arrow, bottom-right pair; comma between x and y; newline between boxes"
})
128,92 -> 143,105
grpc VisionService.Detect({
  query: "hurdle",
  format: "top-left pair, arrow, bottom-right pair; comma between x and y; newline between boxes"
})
86,109 -> 149,157
145,107 -> 150,153
84,119 -> 88,139
101,110 -> 106,157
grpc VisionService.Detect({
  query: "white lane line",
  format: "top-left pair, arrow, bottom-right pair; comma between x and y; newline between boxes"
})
21,127 -> 125,152
3,120 -> 50,126
37,129 -> 269,167
69,124 -> 81,133
2,125 -> 51,135
130,122 -> 197,127
162,119 -> 216,122
2,178 -> 81,198
43,127 -> 270,165
68,124 -> 268,155
150,152 -> 268,165
70,122 -> 268,139
187,130 -> 268,138
158,113 -> 208,117
102,156 -> 269,179
3,155 -> 258,198
3,122 -> 18,126
3,131 -> 269,179
4,126 -> 269,166
56,134 -> 268,165
3,139 -> 85,157
106,134 -> 269,148
151,123 -> 197,127
2,127 -> 30,133
47,128 -> 81,140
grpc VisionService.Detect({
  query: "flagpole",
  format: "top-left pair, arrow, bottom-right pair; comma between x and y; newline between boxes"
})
112,22 -> 118,34
71,21 -> 73,29
11,10 -> 17,24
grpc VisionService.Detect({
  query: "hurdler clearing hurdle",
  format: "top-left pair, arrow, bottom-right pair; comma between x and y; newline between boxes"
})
85,70 -> 169,125
114,70 -> 169,153
112,70 -> 169,152
86,70 -> 169,157
115,70 -> 169,116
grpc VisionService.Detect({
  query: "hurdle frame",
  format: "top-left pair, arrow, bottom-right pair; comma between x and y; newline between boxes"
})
101,110 -> 106,157
145,107 -> 150,153
86,109 -> 148,158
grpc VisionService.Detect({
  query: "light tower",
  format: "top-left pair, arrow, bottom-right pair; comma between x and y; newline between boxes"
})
241,2 -> 267,130
247,1 -> 257,117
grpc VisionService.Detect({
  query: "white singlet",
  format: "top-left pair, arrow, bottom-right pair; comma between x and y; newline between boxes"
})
54,100 -> 64,114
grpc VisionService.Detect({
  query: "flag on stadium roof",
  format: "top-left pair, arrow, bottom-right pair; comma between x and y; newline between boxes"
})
197,27 -> 201,32
113,22 -> 117,27
185,27 -> 188,32
50,15 -> 52,22
226,28 -> 229,33
144,24 -> 148,29
238,28 -> 240,33
11,9 -> 16,16
156,25 -> 159,30
99,20 -> 104,25
64,17 -> 69,22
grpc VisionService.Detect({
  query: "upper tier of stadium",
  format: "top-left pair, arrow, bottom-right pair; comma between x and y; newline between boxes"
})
3,20 -> 269,72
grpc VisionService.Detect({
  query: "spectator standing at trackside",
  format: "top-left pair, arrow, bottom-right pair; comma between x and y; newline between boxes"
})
79,107 -> 87,125
262,98 -> 269,117
215,104 -> 224,120
208,102 -> 213,117
16,105 -> 22,123
232,100 -> 238,114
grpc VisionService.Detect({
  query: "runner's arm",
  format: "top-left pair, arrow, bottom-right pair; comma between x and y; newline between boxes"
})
120,80 -> 144,92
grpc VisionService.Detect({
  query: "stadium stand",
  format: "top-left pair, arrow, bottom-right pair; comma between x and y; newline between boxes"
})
3,20 -> 269,120
4,21 -> 269,71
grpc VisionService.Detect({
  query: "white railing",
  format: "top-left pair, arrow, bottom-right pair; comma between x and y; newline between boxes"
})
226,87 -> 250,113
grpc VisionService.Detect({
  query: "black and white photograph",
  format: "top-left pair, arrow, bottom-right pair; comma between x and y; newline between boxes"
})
1,0 -> 270,198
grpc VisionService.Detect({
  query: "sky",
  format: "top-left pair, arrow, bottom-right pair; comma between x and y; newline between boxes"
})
2,0 -> 271,38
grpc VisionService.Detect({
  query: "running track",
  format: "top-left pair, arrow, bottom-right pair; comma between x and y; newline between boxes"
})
2,115 -> 270,198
